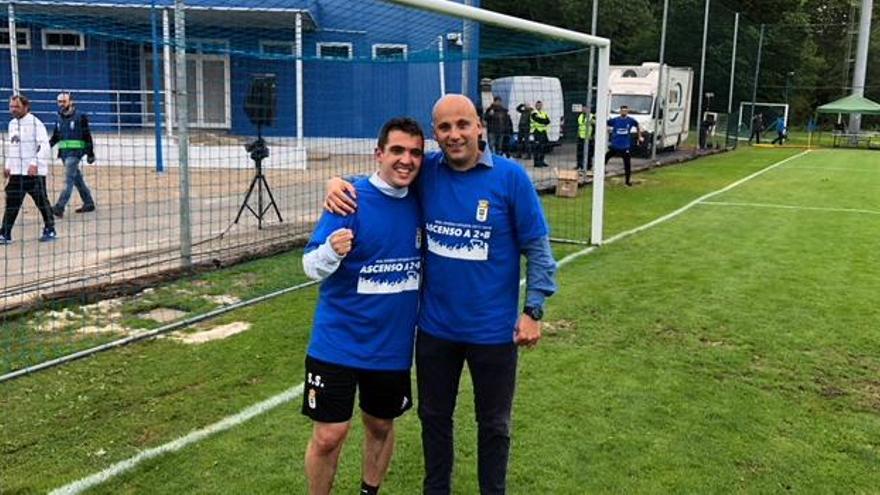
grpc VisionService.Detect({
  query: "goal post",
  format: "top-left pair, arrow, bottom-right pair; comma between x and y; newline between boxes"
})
389,0 -> 612,245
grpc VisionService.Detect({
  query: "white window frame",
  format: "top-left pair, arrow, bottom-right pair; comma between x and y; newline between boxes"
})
372,43 -> 407,61
192,53 -> 232,129
140,48 -> 231,129
317,42 -> 353,60
0,28 -> 31,49
260,40 -> 296,56
41,29 -> 85,51
188,38 -> 229,54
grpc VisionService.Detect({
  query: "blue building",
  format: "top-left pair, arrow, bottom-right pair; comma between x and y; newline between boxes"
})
0,0 -> 480,139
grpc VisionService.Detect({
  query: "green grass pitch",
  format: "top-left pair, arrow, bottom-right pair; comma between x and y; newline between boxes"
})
2,147 -> 879,493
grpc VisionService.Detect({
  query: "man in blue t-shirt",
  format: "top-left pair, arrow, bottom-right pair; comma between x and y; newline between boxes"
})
770,115 -> 787,145
605,105 -> 643,186
301,117 -> 425,495
326,95 -> 557,494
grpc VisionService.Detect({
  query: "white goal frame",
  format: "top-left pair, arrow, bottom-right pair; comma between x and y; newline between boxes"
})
738,101 -> 790,134
390,0 -> 612,245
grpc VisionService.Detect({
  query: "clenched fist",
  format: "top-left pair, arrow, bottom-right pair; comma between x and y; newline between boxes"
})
330,229 -> 354,256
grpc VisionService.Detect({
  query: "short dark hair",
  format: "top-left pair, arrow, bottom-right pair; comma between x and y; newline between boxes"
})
10,94 -> 29,108
620,105 -> 629,110
377,117 -> 424,149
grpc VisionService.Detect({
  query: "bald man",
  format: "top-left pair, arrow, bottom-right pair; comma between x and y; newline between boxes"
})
326,95 -> 557,494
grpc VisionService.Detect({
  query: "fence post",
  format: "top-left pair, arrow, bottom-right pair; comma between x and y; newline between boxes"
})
7,2 -> 20,94
151,1 -> 164,173
116,92 -> 121,136
174,0 -> 192,268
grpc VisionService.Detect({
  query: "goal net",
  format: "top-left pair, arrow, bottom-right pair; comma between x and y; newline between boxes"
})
738,101 -> 790,138
0,0 -> 609,376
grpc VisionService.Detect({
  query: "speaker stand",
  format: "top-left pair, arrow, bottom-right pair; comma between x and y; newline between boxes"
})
234,125 -> 283,229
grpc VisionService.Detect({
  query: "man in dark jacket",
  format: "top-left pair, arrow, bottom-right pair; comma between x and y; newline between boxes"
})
514,102 -> 533,159
748,113 -> 764,145
50,92 -> 95,217
484,96 -> 510,157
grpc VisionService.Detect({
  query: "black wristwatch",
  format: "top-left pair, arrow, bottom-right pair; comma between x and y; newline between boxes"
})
523,305 -> 544,321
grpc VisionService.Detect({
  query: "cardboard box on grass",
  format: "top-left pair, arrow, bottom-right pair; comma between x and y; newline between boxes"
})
555,168 -> 579,198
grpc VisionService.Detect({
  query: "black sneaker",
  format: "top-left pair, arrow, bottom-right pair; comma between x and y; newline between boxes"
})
52,206 -> 64,219
39,227 -> 58,242
75,205 -> 96,214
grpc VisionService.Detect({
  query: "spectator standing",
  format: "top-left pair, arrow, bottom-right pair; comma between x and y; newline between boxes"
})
514,102 -> 533,159
484,96 -> 511,157
576,106 -> 595,171
530,100 -> 551,168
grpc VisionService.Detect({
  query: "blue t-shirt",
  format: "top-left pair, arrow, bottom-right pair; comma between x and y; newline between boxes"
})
416,151 -> 549,344
306,178 -> 422,371
774,117 -> 786,133
608,116 -> 639,150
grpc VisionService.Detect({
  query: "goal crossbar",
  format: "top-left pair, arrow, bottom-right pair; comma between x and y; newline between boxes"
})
389,0 -> 612,244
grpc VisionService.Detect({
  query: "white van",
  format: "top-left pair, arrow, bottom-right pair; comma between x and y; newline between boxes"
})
483,76 -> 564,143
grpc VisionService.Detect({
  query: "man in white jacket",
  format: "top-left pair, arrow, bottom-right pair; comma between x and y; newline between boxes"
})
1,94 -> 57,244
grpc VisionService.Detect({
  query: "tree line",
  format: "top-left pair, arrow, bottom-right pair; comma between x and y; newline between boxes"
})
480,0 -> 879,126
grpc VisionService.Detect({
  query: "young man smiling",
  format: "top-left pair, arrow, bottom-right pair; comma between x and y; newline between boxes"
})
302,117 -> 425,495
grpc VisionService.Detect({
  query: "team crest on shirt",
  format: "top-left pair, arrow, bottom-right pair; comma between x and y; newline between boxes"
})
476,200 -> 489,222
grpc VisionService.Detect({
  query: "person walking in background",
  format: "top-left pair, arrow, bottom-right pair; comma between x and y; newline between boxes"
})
301,117 -> 425,495
484,96 -> 511,157
748,113 -> 764,145
530,100 -> 551,168
605,105 -> 642,187
514,102 -> 533,159
770,115 -> 787,145
576,106 -> 595,172
50,92 -> 96,218
1,95 -> 57,244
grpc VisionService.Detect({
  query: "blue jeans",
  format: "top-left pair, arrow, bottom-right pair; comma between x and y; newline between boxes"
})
55,155 -> 94,212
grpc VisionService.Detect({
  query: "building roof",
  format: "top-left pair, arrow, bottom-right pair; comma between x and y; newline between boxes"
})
11,1 -> 319,31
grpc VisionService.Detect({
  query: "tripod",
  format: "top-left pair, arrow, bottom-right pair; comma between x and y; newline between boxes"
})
234,124 -> 283,229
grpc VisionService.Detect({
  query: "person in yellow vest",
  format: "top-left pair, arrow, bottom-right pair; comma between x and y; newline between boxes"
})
576,106 -> 595,172
530,101 -> 551,168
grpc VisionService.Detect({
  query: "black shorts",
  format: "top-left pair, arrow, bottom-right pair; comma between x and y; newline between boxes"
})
301,355 -> 413,423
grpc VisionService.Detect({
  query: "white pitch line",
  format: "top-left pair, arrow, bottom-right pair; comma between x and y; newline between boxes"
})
558,149 -> 812,267
52,149 -> 813,494
50,384 -> 304,495
782,166 -> 879,173
700,201 -> 880,216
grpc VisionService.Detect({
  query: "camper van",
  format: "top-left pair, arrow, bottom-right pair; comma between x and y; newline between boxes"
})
608,63 -> 694,154
482,76 -> 564,143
